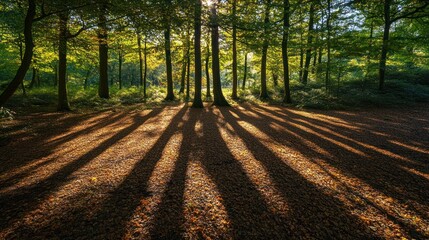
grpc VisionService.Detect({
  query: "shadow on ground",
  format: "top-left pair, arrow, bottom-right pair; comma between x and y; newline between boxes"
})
1,103 -> 428,239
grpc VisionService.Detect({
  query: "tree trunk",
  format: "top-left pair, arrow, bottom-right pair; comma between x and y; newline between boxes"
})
18,37 -> 27,96
164,25 -> 175,101
210,3 -> 229,106
84,69 -> 91,90
29,67 -> 37,89
302,2 -> 315,85
186,40 -> 191,101
242,52 -> 248,90
179,48 -> 187,94
143,38 -> 147,98
298,8 -> 304,83
98,3 -> 109,98
57,12 -> 71,111
272,73 -> 278,87
0,0 -> 36,107
192,0 -> 203,107
379,0 -> 391,91
137,32 -> 144,88
231,0 -> 238,99
205,36 -> 211,99
260,0 -> 271,99
325,0 -> 332,92
118,48 -> 123,89
282,0 -> 291,103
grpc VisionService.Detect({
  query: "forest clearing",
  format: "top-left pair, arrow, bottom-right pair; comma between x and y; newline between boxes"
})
1,103 -> 429,239
1,0 -> 429,238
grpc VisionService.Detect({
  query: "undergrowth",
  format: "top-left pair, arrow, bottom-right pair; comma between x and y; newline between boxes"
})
3,77 -> 429,112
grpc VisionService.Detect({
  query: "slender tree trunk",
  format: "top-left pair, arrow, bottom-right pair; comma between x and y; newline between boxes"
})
57,12 -> 71,111
282,0 -> 291,103
18,37 -> 27,96
205,35 -> 211,99
325,0 -> 332,92
298,8 -> 304,83
143,38 -> 148,98
0,0 -> 36,107
137,32 -> 144,87
84,69 -> 91,90
260,0 -> 271,99
118,49 -> 123,89
242,52 -> 248,90
231,0 -> 238,99
302,2 -> 315,85
164,25 -> 175,100
186,38 -> 191,101
179,49 -> 187,93
312,47 -> 317,74
29,67 -> 37,88
192,0 -> 203,107
210,3 -> 229,106
362,20 -> 374,90
272,73 -> 278,87
98,3 -> 109,98
379,0 -> 391,91
54,62 -> 58,87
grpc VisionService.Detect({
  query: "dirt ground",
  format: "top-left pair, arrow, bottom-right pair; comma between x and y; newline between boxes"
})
0,103 -> 428,239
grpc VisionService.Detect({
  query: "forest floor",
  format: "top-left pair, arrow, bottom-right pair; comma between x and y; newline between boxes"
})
0,103 -> 428,239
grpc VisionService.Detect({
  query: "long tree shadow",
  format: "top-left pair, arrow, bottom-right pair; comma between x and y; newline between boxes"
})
247,104 -> 429,208
0,112 -> 130,189
218,107 -> 376,239
234,104 -> 429,238
0,108 -> 163,235
0,110 -> 129,176
149,107 -> 202,238
194,107 -> 296,238
253,104 -> 429,167
44,105 -> 190,239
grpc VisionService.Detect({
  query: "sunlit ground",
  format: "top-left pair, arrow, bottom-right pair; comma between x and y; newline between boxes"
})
0,103 -> 428,239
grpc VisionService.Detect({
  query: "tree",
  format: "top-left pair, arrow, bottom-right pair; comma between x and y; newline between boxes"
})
210,1 -> 229,106
302,1 -> 315,85
259,0 -> 271,99
98,1 -> 109,98
192,0 -> 203,108
378,0 -> 429,90
0,0 -> 36,107
282,0 -> 291,103
231,0 -> 238,99
163,0 -> 175,101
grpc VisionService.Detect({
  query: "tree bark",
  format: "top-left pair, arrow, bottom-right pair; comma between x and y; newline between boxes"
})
0,0 -> 36,107
205,35 -> 211,99
118,48 -> 123,89
231,0 -> 238,99
186,38 -> 191,101
179,47 -> 187,94
143,38 -> 148,98
57,12 -> 71,111
137,32 -> 144,88
379,0 -> 391,91
302,2 -> 315,85
192,0 -> 203,107
164,25 -> 175,100
242,52 -> 248,90
325,0 -> 332,92
18,37 -> 27,96
260,0 -> 271,99
210,3 -> 229,106
98,2 -> 109,98
282,0 -> 291,103
29,66 -> 37,89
